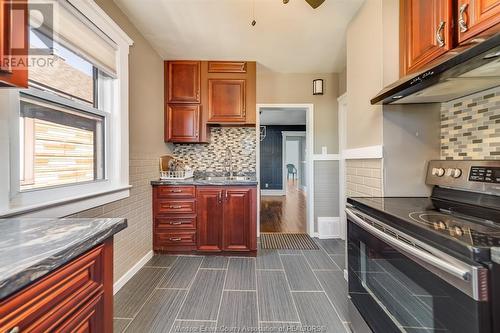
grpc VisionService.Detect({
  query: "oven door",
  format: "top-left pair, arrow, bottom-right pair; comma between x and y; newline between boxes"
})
346,207 -> 491,333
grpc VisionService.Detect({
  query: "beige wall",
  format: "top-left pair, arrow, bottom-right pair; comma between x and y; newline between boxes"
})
345,0 -> 399,149
95,0 -> 171,157
338,67 -> 347,96
79,0 -> 170,282
257,70 -> 339,154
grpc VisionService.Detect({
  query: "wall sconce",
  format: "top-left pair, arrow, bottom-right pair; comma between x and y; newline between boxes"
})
313,79 -> 324,95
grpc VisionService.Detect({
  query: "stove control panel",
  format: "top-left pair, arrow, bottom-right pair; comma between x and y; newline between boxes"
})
427,160 -> 500,195
469,166 -> 500,183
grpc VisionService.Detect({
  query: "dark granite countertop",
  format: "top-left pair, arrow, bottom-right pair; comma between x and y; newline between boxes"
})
0,217 -> 127,300
151,176 -> 258,186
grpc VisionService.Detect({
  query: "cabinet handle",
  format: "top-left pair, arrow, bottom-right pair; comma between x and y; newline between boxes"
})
170,189 -> 182,193
196,90 -> 200,100
459,3 -> 468,33
169,237 -> 182,242
8,328 -> 19,333
242,106 -> 246,117
436,21 -> 446,47
225,190 -> 229,201
217,191 -> 222,204
169,221 -> 183,225
169,205 -> 182,209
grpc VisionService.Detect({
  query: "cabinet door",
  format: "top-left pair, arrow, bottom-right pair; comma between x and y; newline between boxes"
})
196,187 -> 224,252
458,0 -> 500,43
53,294 -> 104,333
400,0 -> 454,75
166,61 -> 201,103
0,0 -> 28,88
165,104 -> 200,142
222,187 -> 256,252
208,79 -> 246,123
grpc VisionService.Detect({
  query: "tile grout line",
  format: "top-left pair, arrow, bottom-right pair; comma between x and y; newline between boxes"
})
255,255 -> 261,328
214,256 -> 230,328
278,251 -> 302,327
122,265 -> 172,333
170,257 -> 204,331
305,251 -> 349,333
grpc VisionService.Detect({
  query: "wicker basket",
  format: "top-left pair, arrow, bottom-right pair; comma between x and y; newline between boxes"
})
160,170 -> 194,180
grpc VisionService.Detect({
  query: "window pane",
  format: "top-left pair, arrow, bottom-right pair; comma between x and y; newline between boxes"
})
19,98 -> 104,191
29,27 -> 95,105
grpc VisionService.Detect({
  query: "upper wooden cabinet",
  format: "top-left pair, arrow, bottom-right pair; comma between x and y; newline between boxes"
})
207,79 -> 246,123
166,61 -> 201,103
400,0 -> 454,75
165,104 -> 200,143
0,0 -> 28,88
208,61 -> 247,73
457,0 -> 500,43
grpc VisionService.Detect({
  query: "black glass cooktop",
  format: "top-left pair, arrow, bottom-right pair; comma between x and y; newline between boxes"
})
347,196 -> 500,262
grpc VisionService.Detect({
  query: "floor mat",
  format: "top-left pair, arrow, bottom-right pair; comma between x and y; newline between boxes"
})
260,233 -> 319,250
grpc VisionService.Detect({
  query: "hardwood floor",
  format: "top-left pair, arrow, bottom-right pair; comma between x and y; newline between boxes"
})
260,180 -> 306,233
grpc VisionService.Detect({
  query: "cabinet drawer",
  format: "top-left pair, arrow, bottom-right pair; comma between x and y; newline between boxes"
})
156,199 -> 196,214
156,231 -> 196,246
156,216 -> 196,230
156,186 -> 196,199
0,245 -> 105,332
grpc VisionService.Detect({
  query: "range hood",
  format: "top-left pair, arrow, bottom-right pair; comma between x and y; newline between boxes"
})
371,33 -> 500,105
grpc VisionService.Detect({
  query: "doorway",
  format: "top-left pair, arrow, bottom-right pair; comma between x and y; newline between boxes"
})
256,104 -> 314,235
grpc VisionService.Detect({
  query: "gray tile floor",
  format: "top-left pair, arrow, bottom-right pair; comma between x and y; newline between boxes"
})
114,239 -> 350,333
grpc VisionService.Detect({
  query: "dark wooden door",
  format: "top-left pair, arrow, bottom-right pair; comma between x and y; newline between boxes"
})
165,104 -> 200,142
400,0 -> 454,75
207,79 -> 246,123
457,0 -> 500,43
222,187 -> 256,252
0,0 -> 28,88
166,61 -> 201,103
196,187 -> 224,252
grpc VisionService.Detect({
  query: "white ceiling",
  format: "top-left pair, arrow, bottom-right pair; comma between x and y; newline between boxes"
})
260,107 -> 306,125
113,0 -> 364,73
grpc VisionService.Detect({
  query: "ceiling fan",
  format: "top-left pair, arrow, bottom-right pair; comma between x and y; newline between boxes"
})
283,0 -> 326,9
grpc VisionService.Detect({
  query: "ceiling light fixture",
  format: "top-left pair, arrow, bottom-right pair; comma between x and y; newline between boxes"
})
283,0 -> 326,9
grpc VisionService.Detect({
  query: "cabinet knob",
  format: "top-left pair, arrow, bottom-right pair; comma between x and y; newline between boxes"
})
8,327 -> 19,333
436,21 -> 446,47
459,3 -> 468,33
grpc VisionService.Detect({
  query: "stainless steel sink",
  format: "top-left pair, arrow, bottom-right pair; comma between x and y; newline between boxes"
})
202,176 -> 253,182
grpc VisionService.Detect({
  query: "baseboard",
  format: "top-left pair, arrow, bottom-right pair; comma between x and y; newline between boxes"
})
261,189 -> 285,196
113,250 -> 153,295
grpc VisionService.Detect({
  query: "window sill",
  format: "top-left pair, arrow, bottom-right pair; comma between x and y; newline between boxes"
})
0,185 -> 132,218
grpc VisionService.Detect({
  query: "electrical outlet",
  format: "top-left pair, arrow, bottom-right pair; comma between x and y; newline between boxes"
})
265,183 -> 269,188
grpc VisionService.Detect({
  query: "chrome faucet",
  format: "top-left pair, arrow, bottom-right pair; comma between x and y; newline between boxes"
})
225,147 -> 234,178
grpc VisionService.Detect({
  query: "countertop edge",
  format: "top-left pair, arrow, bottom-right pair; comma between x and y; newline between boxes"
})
150,180 -> 259,186
0,218 -> 127,301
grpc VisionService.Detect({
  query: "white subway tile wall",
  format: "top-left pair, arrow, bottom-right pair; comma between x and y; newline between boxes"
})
346,159 -> 383,197
70,152 -> 158,282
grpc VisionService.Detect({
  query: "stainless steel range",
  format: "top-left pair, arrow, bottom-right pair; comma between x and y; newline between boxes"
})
346,160 -> 500,333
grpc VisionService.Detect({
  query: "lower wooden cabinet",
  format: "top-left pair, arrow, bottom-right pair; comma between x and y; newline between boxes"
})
153,185 -> 257,254
0,241 -> 113,333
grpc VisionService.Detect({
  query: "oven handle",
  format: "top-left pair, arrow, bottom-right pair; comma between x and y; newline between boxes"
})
346,208 -> 471,281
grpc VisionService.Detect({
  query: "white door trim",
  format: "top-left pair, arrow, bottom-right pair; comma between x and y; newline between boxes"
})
282,131 -> 306,194
337,93 -> 348,240
256,103 -> 314,236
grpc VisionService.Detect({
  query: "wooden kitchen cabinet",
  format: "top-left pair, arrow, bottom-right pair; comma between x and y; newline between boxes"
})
207,79 -> 246,123
165,104 -> 201,143
400,0 -> 454,75
166,61 -> 201,103
196,187 -> 224,252
153,185 -> 256,254
0,0 -> 29,88
0,241 -> 113,333
457,0 -> 500,44
223,187 -> 257,251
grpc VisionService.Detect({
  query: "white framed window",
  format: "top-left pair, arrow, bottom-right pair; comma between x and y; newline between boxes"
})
0,0 -> 133,217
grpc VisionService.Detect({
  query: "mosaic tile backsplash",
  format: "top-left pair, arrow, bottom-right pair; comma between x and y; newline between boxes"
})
441,87 -> 500,160
173,127 -> 257,174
